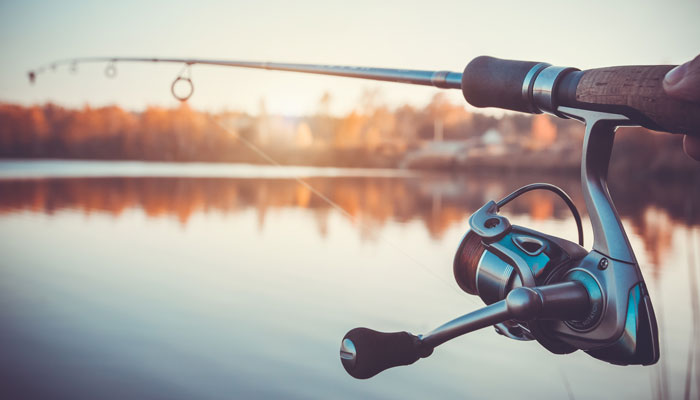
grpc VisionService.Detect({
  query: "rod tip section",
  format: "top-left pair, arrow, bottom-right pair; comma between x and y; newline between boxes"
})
461,56 -> 543,113
340,328 -> 431,379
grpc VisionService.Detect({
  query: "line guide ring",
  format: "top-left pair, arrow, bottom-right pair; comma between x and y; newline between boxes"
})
171,76 -> 194,101
105,62 -> 117,78
171,63 -> 194,101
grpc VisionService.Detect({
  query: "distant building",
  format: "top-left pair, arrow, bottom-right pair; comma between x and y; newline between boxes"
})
482,128 -> 502,145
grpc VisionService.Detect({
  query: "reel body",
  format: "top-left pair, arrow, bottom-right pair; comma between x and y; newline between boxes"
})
454,192 -> 659,365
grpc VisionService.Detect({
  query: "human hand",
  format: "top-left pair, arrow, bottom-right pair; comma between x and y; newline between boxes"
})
663,55 -> 700,161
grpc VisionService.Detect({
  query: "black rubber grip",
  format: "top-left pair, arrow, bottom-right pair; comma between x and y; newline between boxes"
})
461,56 -> 541,113
340,328 -> 431,379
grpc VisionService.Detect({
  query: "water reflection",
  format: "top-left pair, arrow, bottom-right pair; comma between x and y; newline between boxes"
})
0,166 -> 698,399
1,173 -> 697,273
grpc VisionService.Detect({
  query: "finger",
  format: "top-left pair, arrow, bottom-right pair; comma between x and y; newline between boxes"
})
663,54 -> 700,102
683,135 -> 700,161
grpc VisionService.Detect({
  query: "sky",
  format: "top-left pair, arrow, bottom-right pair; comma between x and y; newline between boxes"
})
1,0 -> 699,116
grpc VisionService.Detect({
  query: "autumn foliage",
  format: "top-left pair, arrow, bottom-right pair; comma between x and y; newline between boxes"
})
0,103 -> 241,162
0,97 -> 696,176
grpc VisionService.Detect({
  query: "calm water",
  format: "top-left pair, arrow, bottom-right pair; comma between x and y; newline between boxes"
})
0,160 -> 698,400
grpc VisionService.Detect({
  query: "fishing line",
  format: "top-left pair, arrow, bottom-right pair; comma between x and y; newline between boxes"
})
209,115 -> 478,304
557,368 -> 575,400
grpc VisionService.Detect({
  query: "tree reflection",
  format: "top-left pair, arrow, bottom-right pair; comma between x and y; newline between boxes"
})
1,173 -> 696,277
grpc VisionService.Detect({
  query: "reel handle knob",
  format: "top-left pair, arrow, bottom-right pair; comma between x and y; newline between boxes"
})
339,328 -> 432,379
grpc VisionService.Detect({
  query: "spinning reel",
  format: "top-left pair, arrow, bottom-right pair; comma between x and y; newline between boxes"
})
337,58 -> 684,379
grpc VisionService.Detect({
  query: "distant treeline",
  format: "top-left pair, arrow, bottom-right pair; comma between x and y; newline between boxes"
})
0,103 -> 246,163
0,98 -> 697,177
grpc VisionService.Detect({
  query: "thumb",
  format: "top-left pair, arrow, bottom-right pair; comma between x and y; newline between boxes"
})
663,54 -> 700,102
683,135 -> 700,162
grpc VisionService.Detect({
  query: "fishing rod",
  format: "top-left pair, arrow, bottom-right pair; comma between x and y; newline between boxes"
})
30,55 -> 700,379
29,56 -> 699,134
28,57 -> 462,101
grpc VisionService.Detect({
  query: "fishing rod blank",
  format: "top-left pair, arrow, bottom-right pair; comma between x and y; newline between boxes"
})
28,56 -> 463,100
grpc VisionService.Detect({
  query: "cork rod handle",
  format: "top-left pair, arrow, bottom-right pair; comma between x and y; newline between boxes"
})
574,65 -> 700,135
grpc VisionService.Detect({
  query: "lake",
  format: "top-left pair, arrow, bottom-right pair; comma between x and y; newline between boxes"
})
0,160 -> 698,399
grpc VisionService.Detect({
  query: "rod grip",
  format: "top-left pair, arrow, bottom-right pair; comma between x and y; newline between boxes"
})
566,65 -> 700,135
340,328 -> 430,379
461,56 -> 541,113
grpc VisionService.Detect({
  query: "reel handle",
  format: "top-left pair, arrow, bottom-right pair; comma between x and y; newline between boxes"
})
340,328 -> 431,379
340,282 -> 590,379
462,56 -> 700,135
